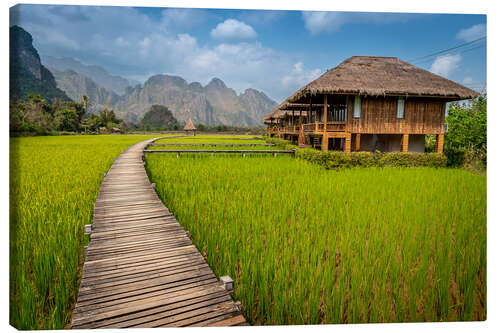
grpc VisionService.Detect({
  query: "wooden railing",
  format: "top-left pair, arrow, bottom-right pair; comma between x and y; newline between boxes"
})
303,122 -> 346,132
284,126 -> 300,133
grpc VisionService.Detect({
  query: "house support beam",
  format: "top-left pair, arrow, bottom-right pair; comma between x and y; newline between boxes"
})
298,110 -> 303,145
401,134 -> 409,152
435,134 -> 444,153
321,94 -> 328,151
344,133 -> 351,153
355,133 -> 361,152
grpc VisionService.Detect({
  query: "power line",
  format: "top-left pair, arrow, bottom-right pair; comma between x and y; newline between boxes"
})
407,36 -> 486,63
412,43 -> 486,65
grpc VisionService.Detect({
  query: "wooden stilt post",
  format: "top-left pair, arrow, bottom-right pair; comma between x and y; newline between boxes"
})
298,110 -> 303,145
321,94 -> 328,151
308,95 -> 312,124
435,134 -> 444,153
344,133 -> 352,153
401,134 -> 409,152
355,133 -> 361,152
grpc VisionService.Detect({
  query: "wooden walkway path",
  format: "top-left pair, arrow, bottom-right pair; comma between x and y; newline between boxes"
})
71,138 -> 247,328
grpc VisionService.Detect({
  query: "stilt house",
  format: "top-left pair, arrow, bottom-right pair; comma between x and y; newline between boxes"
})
265,56 -> 479,153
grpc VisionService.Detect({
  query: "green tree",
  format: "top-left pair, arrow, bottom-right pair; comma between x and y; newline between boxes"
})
99,109 -> 120,128
445,96 -> 487,169
55,108 -> 78,131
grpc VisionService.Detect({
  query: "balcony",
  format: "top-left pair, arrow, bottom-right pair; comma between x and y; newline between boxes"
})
283,126 -> 300,134
303,122 -> 346,133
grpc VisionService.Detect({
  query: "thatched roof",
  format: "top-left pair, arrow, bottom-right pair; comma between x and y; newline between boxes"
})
279,103 -> 325,110
183,118 -> 196,130
276,110 -> 308,118
263,101 -> 315,123
263,103 -> 284,122
287,56 -> 479,103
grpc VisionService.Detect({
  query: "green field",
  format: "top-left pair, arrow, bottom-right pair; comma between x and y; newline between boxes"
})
145,151 -> 486,324
9,135 -> 157,329
10,134 -> 487,328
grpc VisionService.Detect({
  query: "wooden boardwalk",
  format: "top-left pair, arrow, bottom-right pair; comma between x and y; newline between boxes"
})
71,138 -> 247,328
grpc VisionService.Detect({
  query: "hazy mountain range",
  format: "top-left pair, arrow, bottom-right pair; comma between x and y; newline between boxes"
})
11,26 -> 276,126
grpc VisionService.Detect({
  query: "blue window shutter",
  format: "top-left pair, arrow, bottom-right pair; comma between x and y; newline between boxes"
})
354,96 -> 361,118
397,97 -> 405,119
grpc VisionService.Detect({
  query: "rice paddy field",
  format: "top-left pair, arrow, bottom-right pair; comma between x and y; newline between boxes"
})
145,136 -> 487,325
9,134 -> 158,329
10,133 -> 487,328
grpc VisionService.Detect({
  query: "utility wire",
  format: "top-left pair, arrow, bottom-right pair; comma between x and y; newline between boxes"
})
407,36 -> 486,63
412,43 -> 486,65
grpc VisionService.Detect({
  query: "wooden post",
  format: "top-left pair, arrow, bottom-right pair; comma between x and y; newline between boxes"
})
321,94 -> 328,151
345,96 -> 351,133
355,133 -> 361,151
435,134 -> 444,153
309,95 -> 312,124
344,133 -> 352,153
298,110 -> 303,145
84,224 -> 92,235
401,134 -> 409,152
220,275 -> 234,292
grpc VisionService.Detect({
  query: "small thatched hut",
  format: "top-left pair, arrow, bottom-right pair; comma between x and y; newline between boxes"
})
183,118 -> 196,135
266,56 -> 479,153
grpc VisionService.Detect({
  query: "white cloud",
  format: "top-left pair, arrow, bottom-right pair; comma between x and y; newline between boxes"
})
462,77 -> 473,85
281,62 -> 321,89
301,11 -> 413,35
159,8 -> 207,32
456,24 -> 486,42
210,19 -> 257,41
430,54 -> 462,77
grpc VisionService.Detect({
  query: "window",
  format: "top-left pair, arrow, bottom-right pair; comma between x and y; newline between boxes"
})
354,95 -> 362,118
397,97 -> 405,119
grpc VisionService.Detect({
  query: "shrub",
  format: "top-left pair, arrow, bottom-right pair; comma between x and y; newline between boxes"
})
378,152 -> 446,168
265,137 -> 297,151
296,149 -> 446,169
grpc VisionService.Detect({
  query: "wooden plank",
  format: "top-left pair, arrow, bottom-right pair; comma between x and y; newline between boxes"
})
144,149 -> 294,154
206,314 -> 247,326
150,143 -> 274,146
75,292 -> 230,329
72,284 -> 228,326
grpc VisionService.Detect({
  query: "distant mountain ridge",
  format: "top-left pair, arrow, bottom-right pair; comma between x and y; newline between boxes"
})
50,68 -> 120,113
113,75 -> 277,126
10,25 -> 70,102
42,55 -> 135,95
11,26 -> 277,126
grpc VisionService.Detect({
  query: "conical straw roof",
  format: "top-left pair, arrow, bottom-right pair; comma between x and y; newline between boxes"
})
183,118 -> 196,130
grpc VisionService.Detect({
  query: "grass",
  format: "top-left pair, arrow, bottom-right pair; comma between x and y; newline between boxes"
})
9,134 -> 157,329
145,153 -> 486,325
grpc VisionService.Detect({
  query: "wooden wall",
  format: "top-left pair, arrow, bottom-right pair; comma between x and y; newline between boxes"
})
349,96 -> 446,134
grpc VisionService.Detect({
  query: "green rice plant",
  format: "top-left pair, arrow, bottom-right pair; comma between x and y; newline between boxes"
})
10,135 -> 157,329
145,153 -> 486,325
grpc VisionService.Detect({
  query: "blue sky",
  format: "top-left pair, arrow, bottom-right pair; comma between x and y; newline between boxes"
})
10,4 -> 486,101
